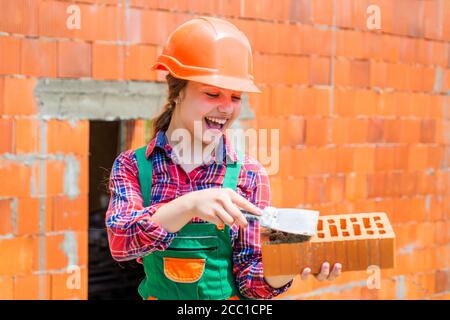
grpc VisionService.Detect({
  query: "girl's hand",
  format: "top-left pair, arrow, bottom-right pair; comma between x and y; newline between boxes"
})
187,187 -> 263,228
301,262 -> 342,281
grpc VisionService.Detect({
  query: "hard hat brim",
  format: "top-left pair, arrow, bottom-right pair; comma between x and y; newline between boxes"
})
152,63 -> 261,93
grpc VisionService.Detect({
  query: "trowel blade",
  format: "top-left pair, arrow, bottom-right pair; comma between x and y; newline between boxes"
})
264,208 -> 319,236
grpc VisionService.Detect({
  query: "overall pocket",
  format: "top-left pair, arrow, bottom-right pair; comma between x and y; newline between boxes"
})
154,236 -> 219,285
163,257 -> 206,283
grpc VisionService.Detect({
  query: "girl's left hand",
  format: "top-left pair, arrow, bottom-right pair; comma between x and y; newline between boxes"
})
301,262 -> 342,281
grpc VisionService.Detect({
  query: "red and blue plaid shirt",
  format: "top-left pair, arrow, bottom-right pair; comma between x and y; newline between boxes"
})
106,130 -> 292,299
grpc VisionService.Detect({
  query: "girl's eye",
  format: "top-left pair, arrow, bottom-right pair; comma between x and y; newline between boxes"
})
205,92 -> 219,98
232,96 -> 241,102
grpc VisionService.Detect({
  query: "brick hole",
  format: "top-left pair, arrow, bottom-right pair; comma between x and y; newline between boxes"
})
327,219 -> 335,224
343,231 -> 350,236
376,222 -> 384,228
329,225 -> 338,236
340,219 -> 347,229
318,233 -> 325,238
352,224 -> 361,235
379,230 -> 386,234
363,217 -> 371,228
373,216 -> 381,221
367,230 -> 374,235
317,220 -> 323,231
350,217 -> 357,222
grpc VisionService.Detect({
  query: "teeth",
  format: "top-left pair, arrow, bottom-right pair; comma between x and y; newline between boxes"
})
205,117 -> 227,125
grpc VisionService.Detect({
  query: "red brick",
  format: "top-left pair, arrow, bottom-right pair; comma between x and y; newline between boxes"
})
0,118 -> 14,154
333,118 -> 367,145
305,176 -> 325,204
58,41 -> 92,78
0,236 -> 34,276
375,146 -> 396,171
268,87 -> 291,116
407,145 -> 428,171
311,0 -> 333,25
431,41 -> 448,67
334,59 -> 351,86
444,1 -> 450,41
92,43 -> 124,80
38,0 -> 75,38
367,118 -> 384,143
345,173 -> 367,201
324,175 -> 345,203
309,57 -> 330,85
47,120 -> 89,155
423,0 -> 440,39
14,274 -> 51,300
0,78 -> 3,113
52,195 -> 88,232
46,160 -> 65,197
370,60 -> 388,88
262,212 -> 396,275
335,0 -> 353,28
0,276 -> 13,299
355,89 -> 378,116
0,160 -> 32,197
124,45 -> 157,81
305,118 -> 329,145
2,77 -> 37,116
73,4 -> 125,41
254,21 -> 278,54
295,88 -> 329,117
17,197 -> 40,235
0,36 -> 21,75
0,199 -> 13,235
0,0 -> 39,36
334,89 -> 355,116
21,38 -> 57,77
269,176 -> 283,207
281,118 -> 304,146
282,178 -> 306,207
45,233 -> 68,270
399,120 -> 421,143
352,146 -> 374,174
350,60 -> 370,88
141,10 -> 177,45
14,118 -> 40,154
336,146 -> 354,173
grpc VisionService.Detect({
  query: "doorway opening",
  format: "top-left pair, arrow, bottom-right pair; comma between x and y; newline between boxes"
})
88,120 -> 145,300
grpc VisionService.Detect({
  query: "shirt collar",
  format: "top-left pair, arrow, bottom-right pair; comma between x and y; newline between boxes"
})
145,130 -> 238,164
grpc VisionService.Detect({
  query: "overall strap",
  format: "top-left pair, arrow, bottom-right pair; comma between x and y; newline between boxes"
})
222,150 -> 243,190
135,146 -> 152,207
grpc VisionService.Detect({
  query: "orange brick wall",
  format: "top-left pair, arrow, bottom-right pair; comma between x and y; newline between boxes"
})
0,0 -> 449,300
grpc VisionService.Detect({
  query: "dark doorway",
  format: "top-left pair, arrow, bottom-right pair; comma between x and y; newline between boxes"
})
88,120 -> 145,300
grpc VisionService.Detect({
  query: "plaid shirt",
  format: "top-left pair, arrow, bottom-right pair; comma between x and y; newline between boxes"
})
106,130 -> 292,299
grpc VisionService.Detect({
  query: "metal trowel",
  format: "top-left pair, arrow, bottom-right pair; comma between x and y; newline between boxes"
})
242,206 -> 319,240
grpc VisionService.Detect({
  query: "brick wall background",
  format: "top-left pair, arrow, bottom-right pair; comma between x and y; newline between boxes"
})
0,0 -> 449,300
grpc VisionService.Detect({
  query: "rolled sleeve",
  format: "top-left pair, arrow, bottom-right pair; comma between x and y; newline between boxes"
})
105,151 -> 177,262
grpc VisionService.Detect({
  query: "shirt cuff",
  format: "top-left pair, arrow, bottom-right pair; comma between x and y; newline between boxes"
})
260,275 -> 294,298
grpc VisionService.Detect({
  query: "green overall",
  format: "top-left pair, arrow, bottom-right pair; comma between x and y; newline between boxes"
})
135,146 -> 248,300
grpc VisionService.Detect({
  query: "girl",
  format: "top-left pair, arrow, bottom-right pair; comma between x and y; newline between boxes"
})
106,16 -> 341,300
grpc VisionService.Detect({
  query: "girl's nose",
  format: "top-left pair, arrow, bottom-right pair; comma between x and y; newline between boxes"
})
217,100 -> 234,114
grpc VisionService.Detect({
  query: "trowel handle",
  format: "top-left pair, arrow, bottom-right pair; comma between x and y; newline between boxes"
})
241,210 -> 262,222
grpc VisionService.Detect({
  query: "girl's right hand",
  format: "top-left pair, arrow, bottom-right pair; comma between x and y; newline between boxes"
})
186,187 -> 263,228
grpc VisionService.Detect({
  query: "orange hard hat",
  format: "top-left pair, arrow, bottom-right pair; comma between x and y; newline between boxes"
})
151,17 -> 261,93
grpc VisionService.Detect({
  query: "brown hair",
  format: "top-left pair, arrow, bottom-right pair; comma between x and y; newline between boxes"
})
152,74 -> 188,138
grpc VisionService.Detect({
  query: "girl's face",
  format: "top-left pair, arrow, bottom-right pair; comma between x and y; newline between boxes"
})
171,81 -> 242,147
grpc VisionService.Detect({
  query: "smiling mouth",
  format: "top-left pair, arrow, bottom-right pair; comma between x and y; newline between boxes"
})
204,116 -> 228,130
